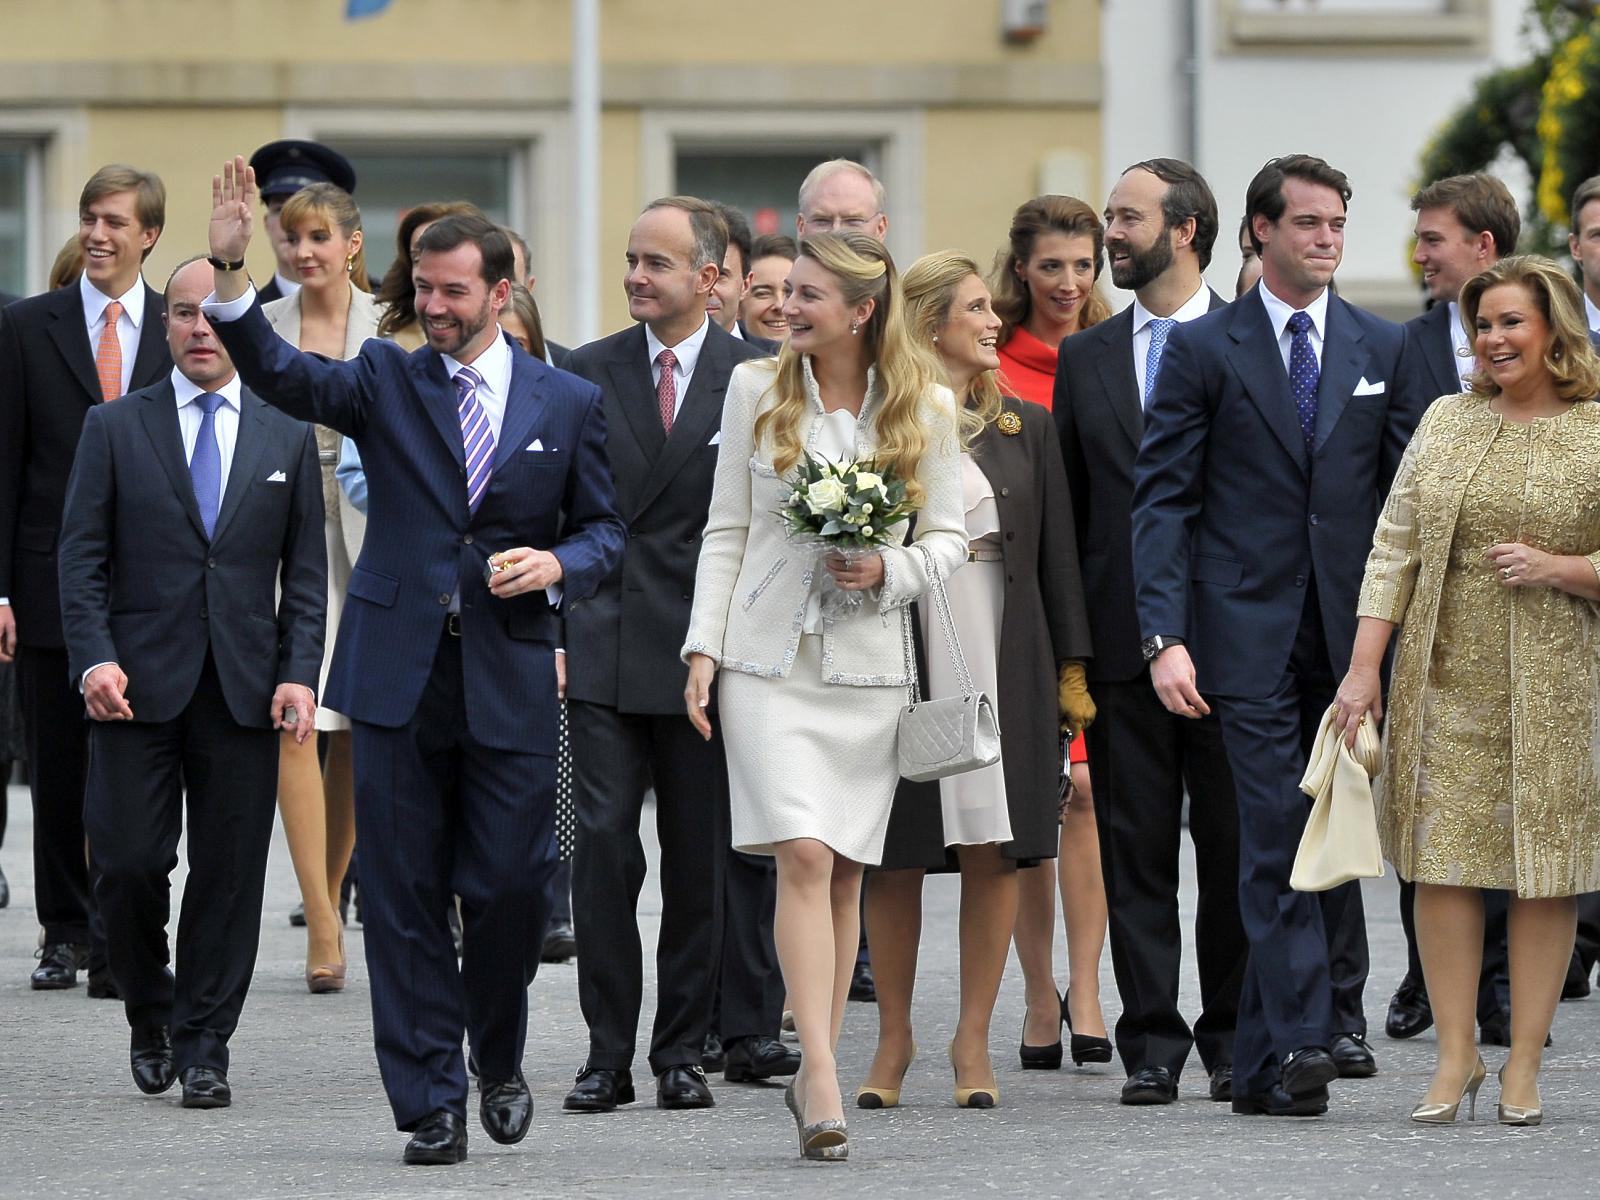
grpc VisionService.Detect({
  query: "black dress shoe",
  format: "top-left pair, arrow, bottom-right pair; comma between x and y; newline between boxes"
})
289,902 -> 306,928
562,1066 -> 635,1112
30,942 -> 86,990
724,1035 -> 800,1082
656,1064 -> 714,1109
1385,976 -> 1433,1039
1232,1082 -> 1327,1116
479,1074 -> 532,1144
540,920 -> 577,964
130,1025 -> 175,1095
1563,956 -> 1592,1000
1208,1064 -> 1233,1102
180,1066 -> 232,1109
1120,1065 -> 1177,1105
1279,1047 -> 1337,1096
701,1032 -> 726,1073
848,960 -> 876,1003
1330,1033 -> 1377,1078
404,1110 -> 468,1165
86,968 -> 122,1000
1478,1013 -> 1551,1048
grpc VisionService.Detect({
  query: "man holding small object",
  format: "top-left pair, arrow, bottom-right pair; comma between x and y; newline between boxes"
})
57,255 -> 326,1109
201,156 -> 624,1165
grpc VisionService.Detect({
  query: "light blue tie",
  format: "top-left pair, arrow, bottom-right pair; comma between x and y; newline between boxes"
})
1143,318 -> 1178,405
190,392 -> 224,538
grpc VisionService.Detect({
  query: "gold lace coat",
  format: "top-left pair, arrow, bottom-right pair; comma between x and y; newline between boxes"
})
1357,394 -> 1600,898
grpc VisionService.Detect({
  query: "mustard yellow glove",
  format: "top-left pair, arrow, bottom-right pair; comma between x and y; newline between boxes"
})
1057,660 -> 1096,737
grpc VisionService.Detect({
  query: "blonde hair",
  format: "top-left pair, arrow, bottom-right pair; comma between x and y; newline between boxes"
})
991,194 -> 1111,345
754,233 -> 947,505
1459,254 -> 1600,401
901,250 -> 999,444
280,183 -> 370,294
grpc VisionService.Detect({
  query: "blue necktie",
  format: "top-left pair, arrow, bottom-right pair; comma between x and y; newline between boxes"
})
1143,317 -> 1177,405
1287,311 -> 1319,449
456,366 -> 495,513
190,392 -> 224,538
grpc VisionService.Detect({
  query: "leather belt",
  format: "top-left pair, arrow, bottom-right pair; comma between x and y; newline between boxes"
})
446,612 -> 462,637
967,546 -> 1003,562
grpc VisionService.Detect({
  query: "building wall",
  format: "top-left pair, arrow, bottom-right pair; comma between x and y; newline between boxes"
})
0,0 -> 1104,341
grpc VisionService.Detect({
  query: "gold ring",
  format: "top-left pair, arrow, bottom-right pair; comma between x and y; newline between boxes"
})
1357,715 -> 1367,726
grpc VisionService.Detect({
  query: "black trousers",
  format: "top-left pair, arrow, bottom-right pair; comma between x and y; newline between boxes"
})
1087,676 -> 1246,1078
83,653 -> 278,1075
568,699 -> 725,1075
17,644 -> 95,946
1397,879 -> 1510,1021
1213,592 -> 1370,1097
716,847 -> 782,1042
354,632 -> 558,1130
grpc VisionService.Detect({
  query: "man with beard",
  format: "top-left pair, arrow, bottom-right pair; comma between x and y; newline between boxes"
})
1054,158 -> 1245,1107
201,157 -> 624,1165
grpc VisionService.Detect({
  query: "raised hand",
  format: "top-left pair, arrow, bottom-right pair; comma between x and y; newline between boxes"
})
209,155 -> 256,264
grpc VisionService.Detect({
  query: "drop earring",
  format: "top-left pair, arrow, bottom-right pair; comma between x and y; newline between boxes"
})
850,322 -> 860,336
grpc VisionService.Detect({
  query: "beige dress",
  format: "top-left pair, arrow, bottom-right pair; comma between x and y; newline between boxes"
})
1358,394 -> 1600,897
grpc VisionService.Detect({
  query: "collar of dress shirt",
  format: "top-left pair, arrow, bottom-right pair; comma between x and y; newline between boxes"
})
170,364 -> 242,411
273,271 -> 303,300
1131,282 -> 1211,336
729,321 -> 747,341
1258,279 -> 1330,344
646,315 -> 711,376
80,271 -> 146,331
442,327 -> 513,398
1586,292 -> 1600,334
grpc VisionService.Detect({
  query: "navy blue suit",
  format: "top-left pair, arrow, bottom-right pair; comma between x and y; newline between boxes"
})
1132,284 -> 1425,1100
213,297 -> 624,1129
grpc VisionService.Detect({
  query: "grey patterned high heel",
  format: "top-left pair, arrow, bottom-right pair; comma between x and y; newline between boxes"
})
785,1081 -> 850,1161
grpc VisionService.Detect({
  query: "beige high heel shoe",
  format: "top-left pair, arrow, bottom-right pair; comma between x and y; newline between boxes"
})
950,1042 -> 998,1109
1496,1066 -> 1544,1127
306,929 -> 347,994
856,1043 -> 916,1109
1410,1056 -> 1485,1124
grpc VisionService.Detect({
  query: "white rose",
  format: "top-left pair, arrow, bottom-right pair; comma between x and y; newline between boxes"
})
853,471 -> 884,491
806,476 -> 848,513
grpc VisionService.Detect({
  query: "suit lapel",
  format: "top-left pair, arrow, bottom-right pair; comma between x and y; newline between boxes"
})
44,289 -> 104,404
409,349 -> 467,468
1311,296 -> 1367,455
1226,290 -> 1308,475
137,381 -> 209,541
1092,310 -> 1142,449
1419,303 -> 1459,399
212,390 -> 269,543
609,325 -> 667,461
632,326 -> 732,516
128,285 -> 170,391
493,341 -> 542,473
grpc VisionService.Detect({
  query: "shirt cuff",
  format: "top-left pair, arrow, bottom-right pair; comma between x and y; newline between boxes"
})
0,597 -> 9,606
80,661 -> 115,693
546,583 -> 563,609
200,285 -> 258,322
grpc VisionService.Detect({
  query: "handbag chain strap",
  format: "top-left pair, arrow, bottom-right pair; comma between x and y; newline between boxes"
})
901,541 -> 978,704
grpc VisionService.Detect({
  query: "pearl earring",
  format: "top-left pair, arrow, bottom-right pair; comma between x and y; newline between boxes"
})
850,322 -> 859,336
931,334 -> 939,343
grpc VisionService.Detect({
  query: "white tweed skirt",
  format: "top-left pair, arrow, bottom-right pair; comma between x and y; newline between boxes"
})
719,634 -> 904,865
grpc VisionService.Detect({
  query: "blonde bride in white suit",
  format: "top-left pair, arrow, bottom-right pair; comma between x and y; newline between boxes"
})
262,182 -> 382,993
683,232 -> 966,1161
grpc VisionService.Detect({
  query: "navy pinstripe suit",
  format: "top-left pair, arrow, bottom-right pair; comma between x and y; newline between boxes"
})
213,297 -> 624,1129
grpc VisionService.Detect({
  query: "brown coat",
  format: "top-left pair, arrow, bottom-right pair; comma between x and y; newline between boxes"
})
880,396 -> 1093,868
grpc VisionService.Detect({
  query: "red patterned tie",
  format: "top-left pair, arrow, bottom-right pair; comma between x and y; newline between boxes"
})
656,347 -> 678,434
96,300 -> 123,402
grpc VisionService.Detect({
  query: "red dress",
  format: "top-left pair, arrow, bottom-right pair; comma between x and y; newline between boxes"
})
996,326 -> 1061,411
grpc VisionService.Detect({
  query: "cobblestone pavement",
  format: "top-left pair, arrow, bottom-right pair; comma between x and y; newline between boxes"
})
2,783 -> 1597,1198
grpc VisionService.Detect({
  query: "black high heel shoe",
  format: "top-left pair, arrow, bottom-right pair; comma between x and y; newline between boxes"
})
1018,992 -> 1064,1070
1064,988 -> 1113,1066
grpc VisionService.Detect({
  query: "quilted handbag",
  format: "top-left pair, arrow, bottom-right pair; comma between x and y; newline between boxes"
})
896,543 -> 1001,782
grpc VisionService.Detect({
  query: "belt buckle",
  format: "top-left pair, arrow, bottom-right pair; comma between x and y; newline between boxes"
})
446,612 -> 462,637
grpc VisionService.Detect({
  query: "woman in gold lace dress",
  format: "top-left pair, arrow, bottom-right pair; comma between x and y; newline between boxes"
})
1335,256 -> 1600,1127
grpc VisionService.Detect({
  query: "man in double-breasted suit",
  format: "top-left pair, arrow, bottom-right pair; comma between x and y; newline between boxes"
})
0,165 -> 171,994
1133,155 -> 1426,1116
1056,159 -> 1244,1107
561,197 -> 777,1115
204,158 -> 624,1165
58,255 -> 326,1109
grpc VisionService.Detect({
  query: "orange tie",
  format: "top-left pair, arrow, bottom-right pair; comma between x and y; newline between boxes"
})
95,300 -> 124,402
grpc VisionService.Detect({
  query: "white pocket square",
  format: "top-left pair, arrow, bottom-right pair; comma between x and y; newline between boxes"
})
1353,377 -> 1385,396
708,431 -> 722,446
266,470 -> 287,482
527,438 -> 546,452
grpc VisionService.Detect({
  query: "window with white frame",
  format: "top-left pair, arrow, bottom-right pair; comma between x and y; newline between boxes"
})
676,146 -> 879,240
0,142 -> 37,298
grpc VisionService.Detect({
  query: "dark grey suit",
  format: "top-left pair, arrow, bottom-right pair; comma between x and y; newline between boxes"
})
562,320 -> 765,1072
58,377 -> 325,1074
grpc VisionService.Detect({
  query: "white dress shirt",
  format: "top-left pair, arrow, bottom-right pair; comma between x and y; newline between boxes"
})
1586,293 -> 1600,334
1131,283 -> 1212,402
1258,280 -> 1330,374
80,273 -> 147,398
443,328 -> 513,446
1446,300 -> 1475,391
646,316 -> 711,417
271,271 -> 302,301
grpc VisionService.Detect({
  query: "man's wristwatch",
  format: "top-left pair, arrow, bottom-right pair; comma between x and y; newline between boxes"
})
1141,634 -> 1184,662
207,254 -> 246,272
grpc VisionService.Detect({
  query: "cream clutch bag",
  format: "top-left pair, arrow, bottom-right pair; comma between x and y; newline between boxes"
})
1291,703 -> 1385,892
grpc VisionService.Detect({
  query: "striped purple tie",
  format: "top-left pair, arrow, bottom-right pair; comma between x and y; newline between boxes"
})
455,365 -> 494,512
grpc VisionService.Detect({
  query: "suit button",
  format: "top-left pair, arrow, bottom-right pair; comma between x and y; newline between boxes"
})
1294,574 -> 1306,588
628,529 -> 637,539
1007,574 -> 1014,583
199,607 -> 208,619
1000,487 -> 1010,498
681,592 -> 692,601
463,534 -> 474,545
1308,514 -> 1320,526
438,593 -> 451,605
207,557 -> 216,569
1005,531 -> 1015,541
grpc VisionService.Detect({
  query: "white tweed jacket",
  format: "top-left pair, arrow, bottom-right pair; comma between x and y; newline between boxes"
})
681,357 -> 967,686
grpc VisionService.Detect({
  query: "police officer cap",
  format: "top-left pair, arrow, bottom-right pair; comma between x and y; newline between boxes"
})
249,140 -> 357,199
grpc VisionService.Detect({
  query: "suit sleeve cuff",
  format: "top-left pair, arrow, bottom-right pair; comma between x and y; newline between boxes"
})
80,661 -> 115,693
200,286 -> 258,322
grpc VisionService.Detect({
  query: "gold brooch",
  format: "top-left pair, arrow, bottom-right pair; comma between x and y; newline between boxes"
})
997,411 -> 1022,437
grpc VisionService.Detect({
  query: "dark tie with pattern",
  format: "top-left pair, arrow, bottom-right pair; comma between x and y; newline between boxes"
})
656,347 -> 679,434
190,392 -> 224,538
1287,311 -> 1319,450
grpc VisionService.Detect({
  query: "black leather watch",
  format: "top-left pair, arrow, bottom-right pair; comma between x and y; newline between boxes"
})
206,254 -> 246,272
1141,634 -> 1184,662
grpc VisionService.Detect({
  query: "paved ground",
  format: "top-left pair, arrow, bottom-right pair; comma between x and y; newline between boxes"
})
2,781 -> 1598,1199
